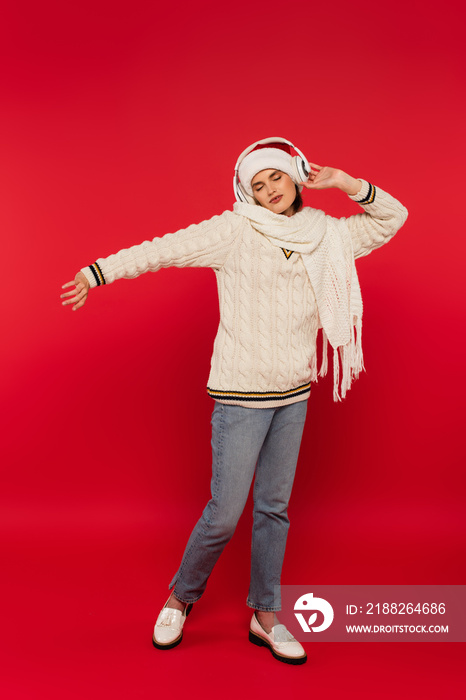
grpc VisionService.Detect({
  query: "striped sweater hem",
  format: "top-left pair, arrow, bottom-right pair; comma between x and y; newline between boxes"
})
206,382 -> 311,403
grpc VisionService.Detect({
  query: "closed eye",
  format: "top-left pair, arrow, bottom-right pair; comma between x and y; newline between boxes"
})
253,176 -> 281,191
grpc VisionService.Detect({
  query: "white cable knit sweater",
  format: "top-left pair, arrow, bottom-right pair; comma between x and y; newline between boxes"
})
82,180 -> 408,407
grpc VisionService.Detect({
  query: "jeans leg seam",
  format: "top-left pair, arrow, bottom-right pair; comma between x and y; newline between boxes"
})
173,515 -> 212,590
209,401 -> 224,525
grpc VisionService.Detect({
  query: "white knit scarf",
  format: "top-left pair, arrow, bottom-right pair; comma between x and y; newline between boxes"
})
233,202 -> 364,401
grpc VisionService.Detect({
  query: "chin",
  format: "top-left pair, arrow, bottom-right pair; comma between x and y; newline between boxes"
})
276,202 -> 294,216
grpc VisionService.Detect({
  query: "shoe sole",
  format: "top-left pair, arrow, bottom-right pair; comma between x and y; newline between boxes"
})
152,632 -> 183,650
249,630 -> 307,665
152,603 -> 193,651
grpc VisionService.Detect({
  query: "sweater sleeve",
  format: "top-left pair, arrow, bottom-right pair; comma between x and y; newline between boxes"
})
342,179 -> 408,260
80,209 -> 241,288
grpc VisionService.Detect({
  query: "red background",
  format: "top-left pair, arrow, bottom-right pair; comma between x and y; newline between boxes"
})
1,0 -> 465,697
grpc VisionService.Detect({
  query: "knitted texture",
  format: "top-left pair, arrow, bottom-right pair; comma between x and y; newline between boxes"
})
81,180 -> 408,406
233,199 -> 363,399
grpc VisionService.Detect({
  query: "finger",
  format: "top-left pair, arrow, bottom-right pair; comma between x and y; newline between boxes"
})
62,281 -> 76,289
301,174 -> 320,184
73,296 -> 88,311
308,162 -> 323,170
62,289 -> 86,306
60,283 -> 84,300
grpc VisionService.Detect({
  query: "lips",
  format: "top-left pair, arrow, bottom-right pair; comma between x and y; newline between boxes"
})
269,195 -> 282,204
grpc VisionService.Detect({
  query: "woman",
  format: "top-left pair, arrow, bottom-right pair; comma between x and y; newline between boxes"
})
61,137 -> 408,665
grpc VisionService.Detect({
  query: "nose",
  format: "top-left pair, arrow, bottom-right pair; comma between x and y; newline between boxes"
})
266,180 -> 277,195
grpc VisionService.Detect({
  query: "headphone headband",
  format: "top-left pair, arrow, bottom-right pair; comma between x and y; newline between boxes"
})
234,137 -> 308,171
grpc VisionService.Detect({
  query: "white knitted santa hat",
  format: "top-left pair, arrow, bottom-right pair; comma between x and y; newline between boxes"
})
238,148 -> 302,196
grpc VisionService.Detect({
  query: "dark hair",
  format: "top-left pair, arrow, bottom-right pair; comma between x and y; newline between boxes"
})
291,186 -> 303,214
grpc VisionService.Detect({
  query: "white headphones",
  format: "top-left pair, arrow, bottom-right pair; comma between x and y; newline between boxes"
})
233,137 -> 310,204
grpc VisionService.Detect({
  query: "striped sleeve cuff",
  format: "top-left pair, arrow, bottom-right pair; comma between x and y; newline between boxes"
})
348,179 -> 377,205
80,262 -> 106,289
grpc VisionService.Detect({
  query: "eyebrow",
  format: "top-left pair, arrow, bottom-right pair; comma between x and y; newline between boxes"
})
252,170 -> 280,188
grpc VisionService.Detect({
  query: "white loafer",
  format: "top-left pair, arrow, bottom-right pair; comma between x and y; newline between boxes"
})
152,598 -> 193,650
249,613 -> 307,665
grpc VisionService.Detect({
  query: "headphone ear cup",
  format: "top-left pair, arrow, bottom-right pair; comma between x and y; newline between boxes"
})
236,181 -> 255,205
291,156 -> 310,184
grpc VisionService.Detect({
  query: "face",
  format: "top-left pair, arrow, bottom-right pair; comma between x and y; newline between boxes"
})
251,169 -> 297,216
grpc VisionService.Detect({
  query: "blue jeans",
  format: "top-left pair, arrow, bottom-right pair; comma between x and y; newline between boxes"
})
168,399 -> 308,611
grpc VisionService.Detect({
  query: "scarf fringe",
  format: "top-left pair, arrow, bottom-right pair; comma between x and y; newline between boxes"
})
309,351 -> 318,383
318,318 -> 365,401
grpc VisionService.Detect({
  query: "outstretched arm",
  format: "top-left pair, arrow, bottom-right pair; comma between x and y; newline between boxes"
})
60,209 -> 241,311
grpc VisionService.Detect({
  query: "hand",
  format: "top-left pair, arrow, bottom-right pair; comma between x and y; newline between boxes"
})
300,163 -> 362,196
61,271 -> 90,311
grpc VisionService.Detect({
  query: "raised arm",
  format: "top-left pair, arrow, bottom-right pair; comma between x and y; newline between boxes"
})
344,180 -> 408,259
301,164 -> 408,258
